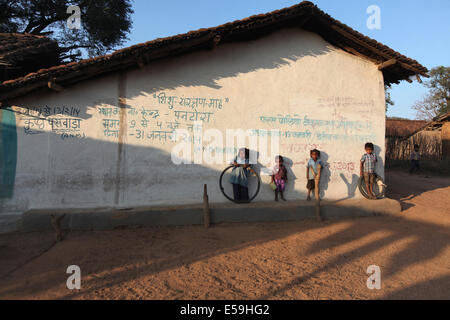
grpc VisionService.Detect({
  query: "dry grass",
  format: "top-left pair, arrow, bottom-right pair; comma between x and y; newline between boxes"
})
386,130 -> 442,161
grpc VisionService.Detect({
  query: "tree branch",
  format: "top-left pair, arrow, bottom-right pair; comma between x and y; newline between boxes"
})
24,20 -> 39,33
60,45 -> 91,53
30,15 -> 65,35
60,53 -> 82,61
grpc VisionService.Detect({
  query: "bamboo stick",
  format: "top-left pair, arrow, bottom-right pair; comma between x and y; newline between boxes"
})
203,184 -> 210,228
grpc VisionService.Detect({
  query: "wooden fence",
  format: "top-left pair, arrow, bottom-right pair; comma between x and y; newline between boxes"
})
386,130 -> 442,161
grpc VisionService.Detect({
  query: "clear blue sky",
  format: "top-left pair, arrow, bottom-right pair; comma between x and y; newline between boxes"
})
123,0 -> 450,119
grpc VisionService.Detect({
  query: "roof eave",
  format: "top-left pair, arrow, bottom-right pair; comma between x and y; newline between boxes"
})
0,1 -> 428,102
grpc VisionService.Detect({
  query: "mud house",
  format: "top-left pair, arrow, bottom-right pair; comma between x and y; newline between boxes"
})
385,118 -> 428,161
386,113 -> 450,162
0,1 -> 428,217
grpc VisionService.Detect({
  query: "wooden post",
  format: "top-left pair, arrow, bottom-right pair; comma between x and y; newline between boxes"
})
314,164 -> 323,222
315,200 -> 322,223
203,184 -> 210,228
50,214 -> 66,242
209,34 -> 221,50
137,55 -> 147,68
378,58 -> 397,70
442,122 -> 450,160
47,81 -> 64,92
416,74 -> 423,83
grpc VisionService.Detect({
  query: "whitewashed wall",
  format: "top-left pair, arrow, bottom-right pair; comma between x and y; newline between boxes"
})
1,28 -> 386,213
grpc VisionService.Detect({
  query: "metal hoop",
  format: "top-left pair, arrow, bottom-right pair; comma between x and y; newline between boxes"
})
219,165 -> 261,203
358,174 -> 386,200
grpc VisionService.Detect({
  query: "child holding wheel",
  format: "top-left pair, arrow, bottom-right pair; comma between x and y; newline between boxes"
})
230,148 -> 251,203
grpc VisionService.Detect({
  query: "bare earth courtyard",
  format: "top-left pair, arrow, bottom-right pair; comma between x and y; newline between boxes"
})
0,170 -> 449,300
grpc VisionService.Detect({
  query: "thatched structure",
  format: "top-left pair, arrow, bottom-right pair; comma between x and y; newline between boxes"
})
386,113 -> 450,161
386,118 -> 427,138
0,33 -> 61,83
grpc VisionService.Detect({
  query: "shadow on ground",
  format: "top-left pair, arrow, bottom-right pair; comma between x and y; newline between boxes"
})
0,170 -> 448,300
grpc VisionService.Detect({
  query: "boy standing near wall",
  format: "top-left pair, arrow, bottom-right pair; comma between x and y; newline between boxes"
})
360,142 -> 377,199
306,149 -> 322,201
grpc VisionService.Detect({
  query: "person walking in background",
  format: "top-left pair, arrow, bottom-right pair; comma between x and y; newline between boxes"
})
410,144 -> 421,175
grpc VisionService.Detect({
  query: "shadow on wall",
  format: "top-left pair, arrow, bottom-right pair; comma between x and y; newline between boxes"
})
0,114 -> 382,210
127,29 -> 334,103
338,144 -> 384,200
281,156 -> 298,195
1,29 -> 380,209
6,29 -> 334,124
12,29 -> 334,121
1,29 -> 448,299
0,115 -> 317,211
340,173 -> 359,199
0,31 -> 338,209
318,151 -> 331,199
44,29 -> 333,116
374,144 -> 385,180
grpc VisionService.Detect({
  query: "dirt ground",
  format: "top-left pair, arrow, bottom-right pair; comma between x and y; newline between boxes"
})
0,170 -> 449,300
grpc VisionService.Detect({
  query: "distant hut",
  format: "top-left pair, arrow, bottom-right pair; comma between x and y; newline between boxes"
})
386,114 -> 450,161
419,113 -> 450,160
386,118 -> 427,139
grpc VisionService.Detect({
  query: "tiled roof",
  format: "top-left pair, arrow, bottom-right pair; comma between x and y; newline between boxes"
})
0,1 -> 428,101
0,33 -> 61,82
418,112 -> 450,133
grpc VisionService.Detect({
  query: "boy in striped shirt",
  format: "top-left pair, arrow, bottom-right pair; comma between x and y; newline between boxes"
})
360,142 -> 377,199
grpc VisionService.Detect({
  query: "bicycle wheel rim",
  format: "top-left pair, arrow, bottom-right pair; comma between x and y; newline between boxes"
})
219,165 -> 261,203
358,175 -> 386,199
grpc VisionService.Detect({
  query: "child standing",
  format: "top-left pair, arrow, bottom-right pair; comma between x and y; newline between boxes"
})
229,148 -> 251,203
271,155 -> 288,202
410,144 -> 421,175
360,142 -> 377,199
306,149 -> 322,201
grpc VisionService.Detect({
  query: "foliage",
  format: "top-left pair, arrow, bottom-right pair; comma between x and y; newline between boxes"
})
413,66 -> 450,120
0,0 -> 134,60
385,84 -> 394,112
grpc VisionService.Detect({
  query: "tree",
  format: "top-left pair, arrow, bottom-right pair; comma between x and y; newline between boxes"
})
0,0 -> 133,61
413,66 -> 450,120
385,84 -> 394,112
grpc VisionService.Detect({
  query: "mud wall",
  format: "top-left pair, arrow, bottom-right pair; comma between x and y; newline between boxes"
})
0,28 -> 386,213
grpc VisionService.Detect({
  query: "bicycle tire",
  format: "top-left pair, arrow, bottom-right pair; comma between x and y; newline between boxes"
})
219,165 -> 261,203
358,174 -> 386,200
